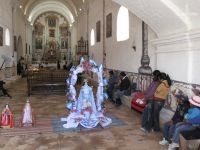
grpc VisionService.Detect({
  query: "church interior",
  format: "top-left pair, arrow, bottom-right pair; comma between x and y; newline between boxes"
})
0,0 -> 200,149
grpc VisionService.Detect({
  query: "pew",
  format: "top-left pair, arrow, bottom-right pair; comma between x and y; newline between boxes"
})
27,69 -> 68,96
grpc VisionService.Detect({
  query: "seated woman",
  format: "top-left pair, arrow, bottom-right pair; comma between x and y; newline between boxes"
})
106,70 -> 117,100
168,95 -> 200,150
159,94 -> 190,145
0,104 -> 14,128
112,72 -> 131,106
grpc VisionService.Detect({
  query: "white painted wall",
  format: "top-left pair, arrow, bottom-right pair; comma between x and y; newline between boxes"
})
88,0 -> 103,65
152,31 -> 200,84
13,7 -> 33,62
86,0 -> 157,73
0,0 -> 13,69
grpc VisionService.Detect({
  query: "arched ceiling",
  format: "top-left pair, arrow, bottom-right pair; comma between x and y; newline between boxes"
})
19,0 -> 87,25
113,0 -> 200,37
19,0 -> 200,37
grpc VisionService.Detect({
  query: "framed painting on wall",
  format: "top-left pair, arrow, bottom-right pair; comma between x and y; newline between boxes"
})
49,29 -> 55,37
61,38 -> 68,49
106,13 -> 112,38
48,17 -> 56,27
96,20 -> 101,42
60,26 -> 68,37
0,26 -> 3,46
35,38 -> 43,49
14,36 -> 17,51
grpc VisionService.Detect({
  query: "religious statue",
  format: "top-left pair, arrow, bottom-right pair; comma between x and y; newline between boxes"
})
0,104 -> 14,128
20,99 -> 35,127
61,58 -> 112,129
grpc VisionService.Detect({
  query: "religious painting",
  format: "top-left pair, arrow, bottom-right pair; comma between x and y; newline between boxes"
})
13,36 -> 17,51
48,17 -> 56,27
35,38 -> 43,49
61,38 -> 68,49
0,26 -> 3,46
49,29 -> 55,37
106,13 -> 112,38
96,21 -> 101,42
29,45 -> 31,54
60,26 -> 68,37
34,23 -> 43,36
26,43 -> 28,54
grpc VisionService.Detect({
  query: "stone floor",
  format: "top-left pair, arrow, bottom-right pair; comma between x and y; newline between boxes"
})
0,77 -> 168,150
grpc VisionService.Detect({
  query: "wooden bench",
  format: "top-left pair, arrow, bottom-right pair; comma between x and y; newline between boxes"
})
27,69 -> 68,95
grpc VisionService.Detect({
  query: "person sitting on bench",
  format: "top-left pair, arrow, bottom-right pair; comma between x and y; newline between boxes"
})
0,80 -> 12,98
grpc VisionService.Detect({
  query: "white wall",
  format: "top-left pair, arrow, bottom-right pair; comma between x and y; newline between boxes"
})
0,0 -> 13,69
152,31 -> 200,84
85,0 -> 157,73
13,7 -> 33,62
88,0 -> 103,65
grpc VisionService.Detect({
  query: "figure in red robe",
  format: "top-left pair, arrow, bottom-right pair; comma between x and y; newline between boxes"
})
0,104 -> 14,128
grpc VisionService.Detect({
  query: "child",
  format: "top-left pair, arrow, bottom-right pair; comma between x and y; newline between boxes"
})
168,95 -> 200,150
159,93 -> 190,145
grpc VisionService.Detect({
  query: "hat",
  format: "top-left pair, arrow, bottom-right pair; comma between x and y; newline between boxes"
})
189,96 -> 200,107
175,94 -> 188,102
120,72 -> 126,77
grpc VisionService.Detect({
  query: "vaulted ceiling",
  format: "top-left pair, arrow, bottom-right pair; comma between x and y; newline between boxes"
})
18,0 -> 200,37
19,0 -> 88,25
113,0 -> 200,37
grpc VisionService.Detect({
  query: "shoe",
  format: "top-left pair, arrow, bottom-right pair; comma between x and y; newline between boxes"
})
140,127 -> 147,133
168,143 -> 179,150
159,138 -> 169,145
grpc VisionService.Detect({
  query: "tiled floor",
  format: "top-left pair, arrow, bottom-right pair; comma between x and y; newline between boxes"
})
0,77 -> 168,150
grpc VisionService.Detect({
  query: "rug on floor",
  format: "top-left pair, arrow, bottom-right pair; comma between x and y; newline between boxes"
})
0,119 -> 53,137
0,114 -> 127,136
52,114 -> 127,133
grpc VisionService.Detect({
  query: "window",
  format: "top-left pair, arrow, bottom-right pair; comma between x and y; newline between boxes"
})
5,28 -> 10,46
90,29 -> 95,46
117,6 -> 129,41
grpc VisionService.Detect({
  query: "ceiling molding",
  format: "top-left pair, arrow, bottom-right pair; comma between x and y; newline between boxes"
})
26,1 -> 75,25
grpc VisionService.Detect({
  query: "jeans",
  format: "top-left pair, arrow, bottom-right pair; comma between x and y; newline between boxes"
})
141,100 -> 154,131
153,101 -> 164,131
163,122 -> 175,142
172,123 -> 196,144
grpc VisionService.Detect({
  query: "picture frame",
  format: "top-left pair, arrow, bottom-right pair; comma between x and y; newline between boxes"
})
60,26 -> 68,37
35,38 -> 43,49
106,13 -> 112,38
0,26 -> 3,46
96,21 -> 101,42
34,23 -> 43,36
61,38 -> 68,49
14,36 -> 17,51
49,29 -> 55,37
48,17 -> 56,27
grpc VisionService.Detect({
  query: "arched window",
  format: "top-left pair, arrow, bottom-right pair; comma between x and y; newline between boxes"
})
117,6 -> 129,41
90,29 -> 95,46
5,28 -> 10,46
